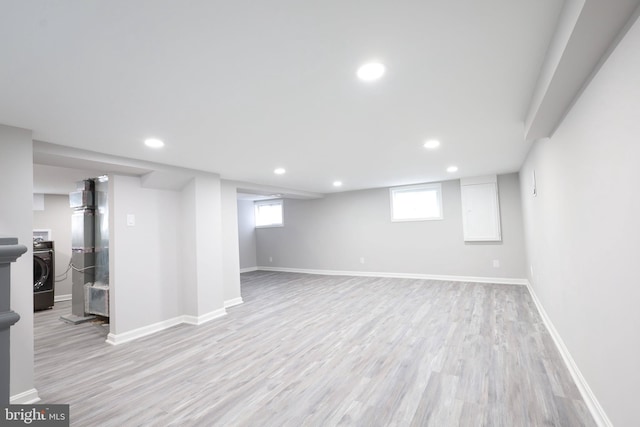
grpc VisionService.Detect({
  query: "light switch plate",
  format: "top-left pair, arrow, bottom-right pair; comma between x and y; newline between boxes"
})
126,214 -> 135,226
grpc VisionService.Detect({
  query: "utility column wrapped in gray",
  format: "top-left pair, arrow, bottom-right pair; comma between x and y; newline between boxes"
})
0,237 -> 27,404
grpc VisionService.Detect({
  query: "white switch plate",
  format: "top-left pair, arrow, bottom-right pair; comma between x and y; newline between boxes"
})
492,259 -> 500,268
126,214 -> 135,226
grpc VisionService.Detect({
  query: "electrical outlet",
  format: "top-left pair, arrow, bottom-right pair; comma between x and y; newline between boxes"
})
269,256 -> 273,263
492,259 -> 500,268
359,257 -> 365,264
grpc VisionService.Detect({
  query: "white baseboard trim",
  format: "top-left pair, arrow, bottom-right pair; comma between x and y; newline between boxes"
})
106,316 -> 184,346
224,297 -> 244,308
10,388 -> 40,404
107,308 -> 230,345
526,281 -> 611,427
54,294 -> 71,302
256,266 -> 528,286
240,266 -> 258,273
182,308 -> 227,326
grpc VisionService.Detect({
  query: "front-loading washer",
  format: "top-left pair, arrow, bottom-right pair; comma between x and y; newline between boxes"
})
34,240 -> 55,311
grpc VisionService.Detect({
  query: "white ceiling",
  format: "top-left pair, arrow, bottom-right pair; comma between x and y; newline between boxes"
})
1,1 -> 638,195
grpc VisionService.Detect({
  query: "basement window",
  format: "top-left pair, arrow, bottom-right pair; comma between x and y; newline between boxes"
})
390,183 -> 443,221
255,199 -> 284,228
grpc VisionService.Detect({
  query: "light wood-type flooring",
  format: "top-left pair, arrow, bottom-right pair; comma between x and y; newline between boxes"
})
34,271 -> 596,426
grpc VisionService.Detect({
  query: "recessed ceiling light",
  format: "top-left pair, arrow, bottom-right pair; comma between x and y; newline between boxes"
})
446,166 -> 458,173
144,138 -> 164,148
357,62 -> 385,81
274,168 -> 286,175
423,139 -> 441,149
333,181 -> 343,187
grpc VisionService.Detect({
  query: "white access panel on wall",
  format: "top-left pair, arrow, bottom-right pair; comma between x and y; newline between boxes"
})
460,175 -> 501,241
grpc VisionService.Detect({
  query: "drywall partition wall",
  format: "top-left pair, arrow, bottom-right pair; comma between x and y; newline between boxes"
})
256,173 -> 526,281
180,178 -> 198,317
519,16 -> 640,427
194,174 -> 225,318
0,124 -> 38,403
109,175 -> 182,336
221,181 -> 242,306
32,194 -> 73,300
179,173 -> 226,322
237,199 -> 257,270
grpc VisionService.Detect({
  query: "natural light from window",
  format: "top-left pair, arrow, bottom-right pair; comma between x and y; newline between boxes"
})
255,200 -> 284,227
390,184 -> 443,221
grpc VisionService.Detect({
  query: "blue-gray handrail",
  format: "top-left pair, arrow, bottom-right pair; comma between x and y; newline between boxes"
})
0,237 -> 27,404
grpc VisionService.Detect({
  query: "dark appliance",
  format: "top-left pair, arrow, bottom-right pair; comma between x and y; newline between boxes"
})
33,240 -> 55,311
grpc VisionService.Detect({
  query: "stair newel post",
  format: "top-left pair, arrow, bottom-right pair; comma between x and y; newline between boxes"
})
0,237 -> 27,404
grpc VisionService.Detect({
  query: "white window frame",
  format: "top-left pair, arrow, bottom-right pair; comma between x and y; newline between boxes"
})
254,199 -> 284,228
33,229 -> 52,241
390,183 -> 443,222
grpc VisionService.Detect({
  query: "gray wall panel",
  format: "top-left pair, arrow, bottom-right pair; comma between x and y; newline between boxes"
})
237,200 -> 257,270
519,16 -> 640,427
0,124 -> 36,401
256,173 -> 526,279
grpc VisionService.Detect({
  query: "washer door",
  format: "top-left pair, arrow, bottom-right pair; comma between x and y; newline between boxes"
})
34,255 -> 50,291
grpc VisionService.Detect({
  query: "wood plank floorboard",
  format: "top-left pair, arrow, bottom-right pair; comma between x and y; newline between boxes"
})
33,271 -> 596,426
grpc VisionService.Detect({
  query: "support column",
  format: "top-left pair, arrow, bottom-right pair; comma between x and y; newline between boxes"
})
0,237 -> 27,404
180,174 -> 226,323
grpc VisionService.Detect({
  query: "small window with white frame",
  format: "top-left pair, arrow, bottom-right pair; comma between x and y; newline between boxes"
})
390,183 -> 443,221
254,199 -> 284,228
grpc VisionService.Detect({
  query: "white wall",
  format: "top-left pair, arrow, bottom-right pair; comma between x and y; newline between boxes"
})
179,173 -> 226,321
32,194 -> 73,299
0,124 -> 37,402
109,171 -> 234,337
180,178 -> 198,317
2,128 -> 241,392
256,173 -> 526,281
192,174 -> 225,316
109,175 -> 182,334
221,181 -> 242,305
237,199 -> 257,270
519,16 -> 640,427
